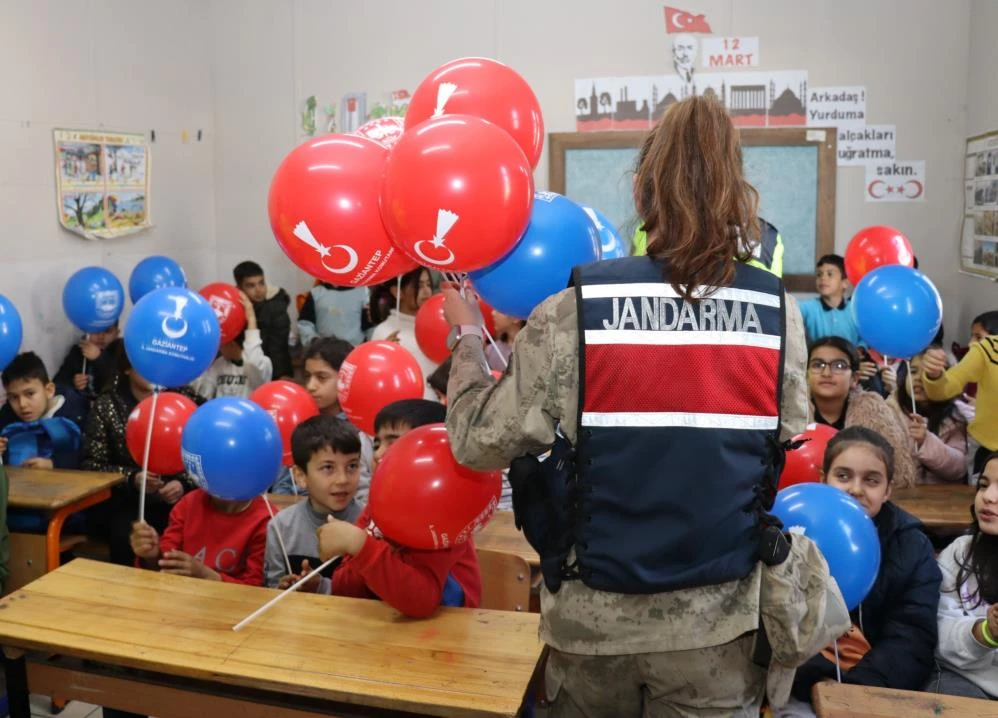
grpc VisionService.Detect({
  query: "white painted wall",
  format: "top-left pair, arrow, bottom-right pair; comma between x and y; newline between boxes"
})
0,0 -> 217,374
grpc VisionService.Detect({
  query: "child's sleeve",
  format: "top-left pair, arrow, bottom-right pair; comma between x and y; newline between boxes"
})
331,537 -> 457,618
917,426 -> 968,482
936,539 -> 994,671
158,495 -> 188,557
82,399 -> 137,481
297,293 -> 318,347
241,329 -> 273,390
924,344 -> 985,402
193,360 -> 220,401
221,516 -> 268,586
53,345 -> 82,388
263,520 -> 286,588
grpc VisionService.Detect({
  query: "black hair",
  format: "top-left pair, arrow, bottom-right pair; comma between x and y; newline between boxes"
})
373,399 -> 446,434
956,452 -> 998,608
816,254 -> 846,277
302,336 -> 354,372
368,268 -> 433,325
822,425 -> 896,484
896,347 -> 963,436
426,357 -> 451,399
290,415 -> 361,469
808,336 -> 860,371
233,261 -> 265,287
1,352 -> 50,387
972,311 -> 998,336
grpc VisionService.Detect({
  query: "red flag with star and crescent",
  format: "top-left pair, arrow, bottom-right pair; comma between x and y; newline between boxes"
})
664,6 -> 712,33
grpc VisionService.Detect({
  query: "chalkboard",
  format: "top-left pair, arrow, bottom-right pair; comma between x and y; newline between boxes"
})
549,128 -> 837,292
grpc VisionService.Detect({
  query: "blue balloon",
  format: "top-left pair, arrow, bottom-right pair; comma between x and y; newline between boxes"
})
62,267 -> 124,333
124,287 -> 220,387
853,265 -> 942,358
0,295 -> 23,371
128,255 -> 187,304
181,397 -> 282,501
772,483 -> 880,610
582,206 -> 627,259
470,192 -> 601,319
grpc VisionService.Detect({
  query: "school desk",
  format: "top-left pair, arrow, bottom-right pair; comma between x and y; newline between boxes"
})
5,467 -> 123,592
891,484 -> 976,535
0,559 -> 544,718
813,680 -> 998,717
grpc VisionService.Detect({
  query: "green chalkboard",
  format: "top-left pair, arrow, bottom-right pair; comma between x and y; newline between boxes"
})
550,128 -> 836,292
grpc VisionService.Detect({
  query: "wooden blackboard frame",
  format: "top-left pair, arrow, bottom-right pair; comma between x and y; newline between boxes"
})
548,128 -> 837,293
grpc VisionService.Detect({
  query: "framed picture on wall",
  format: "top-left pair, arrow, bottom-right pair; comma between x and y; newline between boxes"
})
548,128 -> 837,292
963,129 -> 998,279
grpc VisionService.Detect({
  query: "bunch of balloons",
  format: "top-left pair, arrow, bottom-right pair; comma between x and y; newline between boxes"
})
846,226 -> 942,359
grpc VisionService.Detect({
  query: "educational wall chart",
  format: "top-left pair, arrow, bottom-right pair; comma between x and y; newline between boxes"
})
54,129 -> 151,240
962,130 -> 998,277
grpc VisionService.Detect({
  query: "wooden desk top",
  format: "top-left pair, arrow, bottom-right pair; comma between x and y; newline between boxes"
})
0,560 -> 543,718
6,466 -> 124,511
475,512 -> 540,568
813,680 -> 998,717
892,484 -> 975,533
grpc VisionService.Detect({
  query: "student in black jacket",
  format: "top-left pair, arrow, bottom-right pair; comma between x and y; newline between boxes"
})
233,261 -> 293,379
53,323 -> 120,400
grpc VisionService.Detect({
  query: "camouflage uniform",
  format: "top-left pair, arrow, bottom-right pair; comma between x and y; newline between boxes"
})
447,287 -> 849,715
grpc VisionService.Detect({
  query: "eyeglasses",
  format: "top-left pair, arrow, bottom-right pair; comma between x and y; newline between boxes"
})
808,359 -> 852,374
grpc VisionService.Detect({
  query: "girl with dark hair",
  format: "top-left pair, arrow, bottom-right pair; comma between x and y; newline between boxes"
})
930,452 -> 998,699
484,309 -> 525,372
370,267 -> 438,399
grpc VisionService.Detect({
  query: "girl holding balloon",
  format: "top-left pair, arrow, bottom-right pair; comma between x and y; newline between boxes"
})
369,268 -> 439,399
779,426 -> 942,717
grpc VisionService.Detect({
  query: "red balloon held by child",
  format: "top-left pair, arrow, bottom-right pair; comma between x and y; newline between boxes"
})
198,282 -> 246,345
368,424 -> 502,551
843,226 -> 914,286
337,341 -> 424,435
249,380 -> 319,467
779,424 -> 839,491
125,392 -> 198,475
414,294 -> 451,364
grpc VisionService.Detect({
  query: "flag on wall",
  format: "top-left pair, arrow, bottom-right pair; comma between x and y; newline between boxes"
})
664,6 -> 712,34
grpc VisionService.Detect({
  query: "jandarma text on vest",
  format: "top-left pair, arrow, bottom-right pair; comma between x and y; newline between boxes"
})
601,296 -> 762,333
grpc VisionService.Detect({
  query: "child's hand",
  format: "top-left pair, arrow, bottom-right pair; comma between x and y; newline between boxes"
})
856,360 -> 878,382
921,348 -> 947,379
880,364 -> 897,395
238,290 -> 257,330
988,604 -> 998,641
0,437 -> 9,454
907,414 -> 928,447
278,559 -> 321,592
133,470 -> 163,492
158,480 -> 184,504
73,373 -> 91,391
159,549 -> 220,581
317,517 -> 366,561
79,338 -> 101,361
21,457 -> 53,469
130,521 -> 160,560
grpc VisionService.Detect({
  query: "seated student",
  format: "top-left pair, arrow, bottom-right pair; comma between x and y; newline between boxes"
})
778,427 -> 941,717
194,294 -> 272,400
799,254 -> 863,347
924,317 -> 998,477
0,351 -> 88,469
369,268 -> 439,399
370,399 -> 447,466
233,261 -> 293,380
808,336 -> 917,488
297,282 -> 368,348
129,487 -> 270,586
886,349 -> 968,484
264,415 -> 363,588
53,323 -> 119,399
930,452 -> 998,700
83,340 -> 201,566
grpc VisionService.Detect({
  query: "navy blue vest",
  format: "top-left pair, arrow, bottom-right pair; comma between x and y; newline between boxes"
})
562,256 -> 786,594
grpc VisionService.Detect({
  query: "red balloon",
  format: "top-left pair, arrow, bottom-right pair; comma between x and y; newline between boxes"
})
198,282 -> 246,344
414,294 -> 452,364
478,299 -> 497,338
381,115 -> 534,273
406,57 -> 544,168
779,424 -> 839,491
355,116 -> 405,149
369,424 -> 501,550
125,392 -> 197,475
337,341 -> 424,435
250,380 -> 319,467
268,134 -> 417,287
844,226 -> 914,286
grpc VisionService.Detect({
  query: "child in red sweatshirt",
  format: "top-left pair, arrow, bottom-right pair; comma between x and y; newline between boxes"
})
295,399 -> 481,617
129,489 -> 270,586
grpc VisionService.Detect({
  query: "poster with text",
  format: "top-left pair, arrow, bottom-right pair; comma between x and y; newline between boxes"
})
54,129 -> 152,240
963,130 -> 998,277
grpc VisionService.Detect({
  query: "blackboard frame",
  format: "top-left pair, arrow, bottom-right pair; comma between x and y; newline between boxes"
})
548,128 -> 837,293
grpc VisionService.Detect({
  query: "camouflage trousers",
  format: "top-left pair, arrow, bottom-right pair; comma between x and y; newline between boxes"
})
545,632 -> 765,717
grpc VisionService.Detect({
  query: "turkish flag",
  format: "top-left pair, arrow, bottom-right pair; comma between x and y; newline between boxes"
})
664,6 -> 713,33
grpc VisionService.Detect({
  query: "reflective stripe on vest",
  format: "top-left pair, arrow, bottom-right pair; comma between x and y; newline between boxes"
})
632,221 -> 784,278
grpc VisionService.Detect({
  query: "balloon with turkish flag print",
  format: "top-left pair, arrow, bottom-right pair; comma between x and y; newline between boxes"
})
405,57 -> 544,168
198,282 -> 246,345
381,115 -> 534,273
843,225 -> 914,286
268,134 -> 416,288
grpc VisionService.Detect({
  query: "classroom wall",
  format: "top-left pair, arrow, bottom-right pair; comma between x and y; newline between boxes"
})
0,0 -> 217,374
960,0 -> 998,335
211,0 -> 974,342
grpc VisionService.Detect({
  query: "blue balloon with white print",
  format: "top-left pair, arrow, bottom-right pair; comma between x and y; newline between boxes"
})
128,255 -> 187,304
62,266 -> 124,333
582,206 -> 627,259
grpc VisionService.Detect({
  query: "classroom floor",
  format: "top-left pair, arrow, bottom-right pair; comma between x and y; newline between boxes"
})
27,696 -> 101,718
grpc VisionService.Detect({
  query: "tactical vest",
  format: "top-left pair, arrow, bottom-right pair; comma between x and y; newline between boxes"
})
631,219 -> 784,278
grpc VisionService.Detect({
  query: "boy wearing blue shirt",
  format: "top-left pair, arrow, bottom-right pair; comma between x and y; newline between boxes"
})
799,255 -> 864,347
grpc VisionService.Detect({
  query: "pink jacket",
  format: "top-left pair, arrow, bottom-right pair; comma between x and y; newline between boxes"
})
886,395 -> 968,484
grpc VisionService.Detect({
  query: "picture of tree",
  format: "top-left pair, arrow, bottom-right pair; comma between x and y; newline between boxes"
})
62,193 -> 105,229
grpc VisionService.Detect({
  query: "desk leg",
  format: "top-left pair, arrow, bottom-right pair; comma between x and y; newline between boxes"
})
3,647 -> 30,718
46,489 -> 111,572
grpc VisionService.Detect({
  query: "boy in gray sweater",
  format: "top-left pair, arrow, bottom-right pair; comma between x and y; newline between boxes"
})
264,415 -> 363,588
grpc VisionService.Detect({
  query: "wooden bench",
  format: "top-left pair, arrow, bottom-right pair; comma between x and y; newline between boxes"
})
813,681 -> 998,717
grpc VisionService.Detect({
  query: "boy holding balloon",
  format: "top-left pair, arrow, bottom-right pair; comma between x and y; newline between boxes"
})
778,427 -> 941,717
53,323 -> 119,399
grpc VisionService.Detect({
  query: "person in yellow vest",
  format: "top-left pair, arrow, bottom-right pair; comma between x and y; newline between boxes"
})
633,217 -> 785,277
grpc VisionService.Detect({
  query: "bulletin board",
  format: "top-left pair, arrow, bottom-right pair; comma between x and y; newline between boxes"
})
549,128 -> 837,292
962,129 -> 998,279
